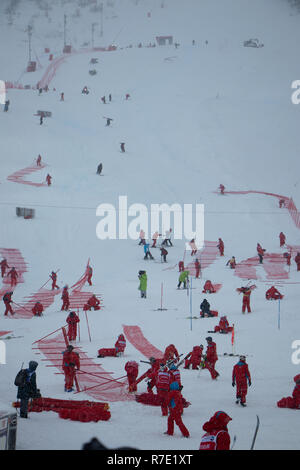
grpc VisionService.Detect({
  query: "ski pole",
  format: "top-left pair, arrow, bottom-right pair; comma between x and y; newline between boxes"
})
12,301 -> 35,316
250,415 -> 260,450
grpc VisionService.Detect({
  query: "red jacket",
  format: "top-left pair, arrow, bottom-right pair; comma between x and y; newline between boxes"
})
32,302 -> 43,316
206,342 -> 218,362
156,370 -> 170,391
257,244 -> 265,256
232,361 -> 251,384
189,346 -> 203,362
62,350 -> 80,369
167,389 -> 184,415
62,288 -> 69,300
88,296 -> 100,307
295,254 -> 300,265
164,344 -> 179,363
203,280 -> 214,292
66,312 -> 80,325
293,383 -> 300,406
115,335 -> 126,353
199,412 -> 231,450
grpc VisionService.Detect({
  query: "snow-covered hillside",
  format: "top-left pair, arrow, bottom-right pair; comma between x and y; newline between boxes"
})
1,0 -> 300,451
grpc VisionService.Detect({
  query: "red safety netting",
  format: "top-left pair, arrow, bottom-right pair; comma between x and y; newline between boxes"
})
123,325 -> 164,359
0,248 -> 28,297
33,328 -> 131,403
12,288 -> 61,319
7,162 -> 48,187
186,241 -> 219,275
234,254 -> 289,280
0,331 -> 12,337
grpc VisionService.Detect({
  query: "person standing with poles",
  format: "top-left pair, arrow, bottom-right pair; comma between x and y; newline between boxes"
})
62,345 -> 80,392
160,247 -> 168,263
15,361 -> 41,418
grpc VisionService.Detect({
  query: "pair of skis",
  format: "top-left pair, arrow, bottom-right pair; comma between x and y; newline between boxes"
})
231,415 -> 260,450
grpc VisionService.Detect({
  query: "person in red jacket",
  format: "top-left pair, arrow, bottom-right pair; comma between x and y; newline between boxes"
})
257,243 -> 265,264
295,252 -> 300,271
214,316 -> 233,333
83,294 -> 101,311
195,258 -> 201,278
66,311 -> 80,341
115,334 -> 126,356
164,381 -> 190,438
125,360 -> 139,392
203,337 -> 219,379
283,252 -> 291,266
237,286 -> 252,313
32,301 -> 44,317
7,267 -> 18,287
184,345 -> 203,370
265,286 -> 283,300
87,266 -> 93,286
178,261 -> 184,272
62,345 -> 80,392
232,356 -> 251,406
36,154 -> 42,166
199,411 -> 232,450
0,258 -> 9,278
46,174 -> 52,186
50,271 -> 59,290
219,184 -> 225,195
279,232 -> 286,247
217,238 -> 224,256
145,357 -> 161,393
61,286 -> 70,311
202,280 -> 215,293
156,364 -> 170,416
3,291 -> 14,316
163,344 -> 180,364
168,364 -> 182,387
278,375 -> 300,409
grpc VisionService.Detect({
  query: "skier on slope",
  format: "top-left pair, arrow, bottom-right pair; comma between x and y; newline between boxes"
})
199,411 -> 232,450
164,381 -> 190,438
189,238 -> 197,256
66,311 -> 80,341
178,261 -> 184,272
62,345 -> 80,392
232,355 -> 251,407
138,229 -> 146,245
86,265 -> 93,286
61,285 -> 70,311
143,243 -> 154,260
195,258 -> 201,278
236,285 -> 255,313
97,163 -> 103,175
151,231 -> 161,248
160,247 -> 168,262
120,142 -> 125,153
257,243 -> 265,264
36,154 -> 42,166
283,252 -> 291,266
203,337 -> 219,379
219,184 -> 225,195
161,228 -> 173,247
46,174 -> 52,186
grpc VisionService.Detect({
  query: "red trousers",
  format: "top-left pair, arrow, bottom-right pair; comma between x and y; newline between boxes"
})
63,367 -> 76,390
157,389 -> 169,416
4,302 -> 13,316
242,297 -> 251,313
236,380 -> 248,404
51,280 -> 59,290
204,360 -> 219,379
61,300 -> 70,311
167,410 -> 189,437
67,325 -> 77,341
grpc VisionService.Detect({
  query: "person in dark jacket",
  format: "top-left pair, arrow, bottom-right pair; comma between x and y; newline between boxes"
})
97,163 -> 103,175
200,299 -> 213,317
160,247 -> 168,262
17,361 -> 40,418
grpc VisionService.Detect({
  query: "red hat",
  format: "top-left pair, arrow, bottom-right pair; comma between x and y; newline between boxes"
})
213,411 -> 232,425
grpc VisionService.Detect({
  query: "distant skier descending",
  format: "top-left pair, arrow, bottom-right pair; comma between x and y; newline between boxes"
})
36,154 -> 42,166
257,243 -> 266,264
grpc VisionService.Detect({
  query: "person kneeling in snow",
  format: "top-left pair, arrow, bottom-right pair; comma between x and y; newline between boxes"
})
202,280 -> 215,294
97,334 -> 126,358
214,316 -> 233,334
265,286 -> 283,300
32,301 -> 44,317
277,375 -> 300,409
83,294 -> 101,311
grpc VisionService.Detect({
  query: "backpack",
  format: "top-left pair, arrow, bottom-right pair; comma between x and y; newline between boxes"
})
14,369 -> 28,387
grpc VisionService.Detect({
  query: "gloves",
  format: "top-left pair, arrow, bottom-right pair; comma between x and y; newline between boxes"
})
232,382 -> 235,387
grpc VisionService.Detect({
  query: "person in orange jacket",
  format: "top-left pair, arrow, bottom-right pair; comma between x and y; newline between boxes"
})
62,345 -> 80,392
164,381 -> 190,438
32,301 -> 44,317
279,232 -> 286,247
184,345 -> 203,370
61,286 -> 70,311
199,411 -> 232,450
203,337 -> 219,379
66,311 -> 80,341
125,361 -> 139,392
232,355 -> 251,406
